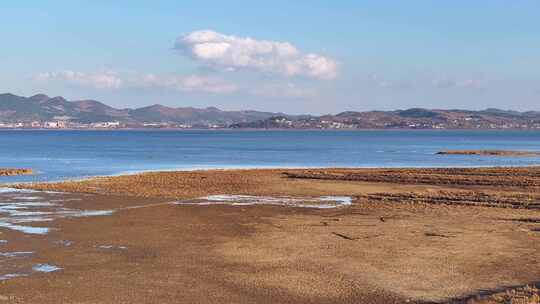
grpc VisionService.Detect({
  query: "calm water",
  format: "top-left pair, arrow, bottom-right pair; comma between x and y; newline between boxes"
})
1,130 -> 540,183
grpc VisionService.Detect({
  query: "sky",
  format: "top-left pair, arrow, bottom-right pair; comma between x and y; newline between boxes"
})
1,1 -> 539,114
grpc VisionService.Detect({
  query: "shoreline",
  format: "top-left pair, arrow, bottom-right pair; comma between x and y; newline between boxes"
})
7,164 -> 540,189
6,164 -> 540,188
2,128 -> 540,132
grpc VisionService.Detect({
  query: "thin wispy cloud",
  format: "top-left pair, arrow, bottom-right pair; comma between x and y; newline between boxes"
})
35,71 -> 124,89
131,73 -> 237,93
175,30 -> 338,80
34,71 -> 238,94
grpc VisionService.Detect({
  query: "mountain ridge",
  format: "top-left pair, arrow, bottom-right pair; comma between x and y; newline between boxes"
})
0,93 -> 286,125
1,93 -> 539,129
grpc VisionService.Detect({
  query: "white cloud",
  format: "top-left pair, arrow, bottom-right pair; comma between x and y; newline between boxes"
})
175,30 -> 338,80
134,73 -> 237,93
35,71 -> 237,94
35,71 -> 123,89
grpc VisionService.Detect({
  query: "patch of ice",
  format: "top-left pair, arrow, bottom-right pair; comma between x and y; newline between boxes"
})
178,195 -> 354,209
40,190 -> 65,194
0,190 -> 114,235
0,273 -> 28,280
10,217 -> 54,223
0,188 -> 39,194
10,202 -> 57,207
0,205 -> 26,211
0,251 -> 34,258
96,245 -> 127,250
72,210 -> 114,217
0,205 -> 56,219
319,196 -> 353,205
15,196 -> 42,201
0,188 -> 64,195
7,211 -> 54,217
204,195 -> 255,202
0,222 -> 49,235
32,264 -> 62,273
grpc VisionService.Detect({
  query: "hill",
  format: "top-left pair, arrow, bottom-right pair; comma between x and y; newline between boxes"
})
231,108 -> 540,130
0,93 -> 282,126
1,93 -> 539,129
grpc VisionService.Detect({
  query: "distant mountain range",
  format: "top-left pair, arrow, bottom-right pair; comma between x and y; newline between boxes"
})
1,93 -> 540,129
0,93 -> 287,125
232,108 -> 540,129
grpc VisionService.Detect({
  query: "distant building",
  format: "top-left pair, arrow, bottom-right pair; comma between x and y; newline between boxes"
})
91,122 -> 121,128
45,121 -> 60,128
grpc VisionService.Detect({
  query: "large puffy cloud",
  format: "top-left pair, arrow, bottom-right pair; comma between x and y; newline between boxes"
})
175,30 -> 338,80
35,71 -> 237,94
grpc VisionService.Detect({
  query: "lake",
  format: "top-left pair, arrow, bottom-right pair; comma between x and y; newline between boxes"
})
1,130 -> 540,183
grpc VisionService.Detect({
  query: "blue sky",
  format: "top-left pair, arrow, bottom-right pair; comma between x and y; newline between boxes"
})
1,1 -> 539,114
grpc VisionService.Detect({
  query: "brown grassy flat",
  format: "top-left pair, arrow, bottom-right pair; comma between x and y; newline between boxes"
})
0,168 -> 33,176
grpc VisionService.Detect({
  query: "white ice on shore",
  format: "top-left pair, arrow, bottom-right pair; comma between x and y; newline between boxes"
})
0,188 -> 114,282
0,273 -> 28,280
32,264 -> 62,273
178,195 -> 353,209
0,188 -> 40,194
96,245 -> 128,250
0,189 -> 114,235
0,251 -> 34,257
0,222 -> 50,235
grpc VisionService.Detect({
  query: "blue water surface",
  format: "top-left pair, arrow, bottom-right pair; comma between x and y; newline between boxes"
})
1,130 -> 539,183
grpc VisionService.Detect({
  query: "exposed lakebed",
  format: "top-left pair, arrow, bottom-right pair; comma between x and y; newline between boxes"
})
0,187 -> 353,281
0,188 -> 113,235
0,187 -> 115,281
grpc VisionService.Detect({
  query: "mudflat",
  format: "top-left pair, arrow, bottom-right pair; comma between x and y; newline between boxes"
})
2,168 -> 540,303
437,150 -> 540,156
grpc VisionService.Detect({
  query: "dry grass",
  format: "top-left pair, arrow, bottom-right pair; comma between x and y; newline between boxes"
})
361,190 -> 540,210
457,285 -> 540,303
16,168 -> 435,199
19,167 -> 540,199
0,168 -> 33,176
284,167 -> 540,188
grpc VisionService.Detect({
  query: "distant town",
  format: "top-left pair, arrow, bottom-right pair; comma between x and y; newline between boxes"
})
1,93 -> 540,130
0,120 -> 223,130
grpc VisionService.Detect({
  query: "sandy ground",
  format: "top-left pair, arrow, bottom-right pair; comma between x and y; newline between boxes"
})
1,168 -> 539,303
